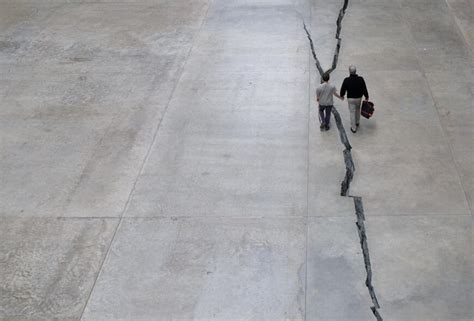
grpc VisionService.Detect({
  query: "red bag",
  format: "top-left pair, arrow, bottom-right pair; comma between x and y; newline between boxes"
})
361,100 -> 374,119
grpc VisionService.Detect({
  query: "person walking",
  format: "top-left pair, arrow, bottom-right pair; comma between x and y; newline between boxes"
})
340,65 -> 369,133
316,72 -> 344,131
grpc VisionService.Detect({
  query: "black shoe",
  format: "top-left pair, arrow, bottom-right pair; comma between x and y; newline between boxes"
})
351,127 -> 357,133
320,124 -> 325,130
325,124 -> 330,130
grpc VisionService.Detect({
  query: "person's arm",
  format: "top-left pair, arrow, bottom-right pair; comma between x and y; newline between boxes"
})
340,79 -> 347,98
316,88 -> 320,102
333,90 -> 344,100
361,77 -> 369,100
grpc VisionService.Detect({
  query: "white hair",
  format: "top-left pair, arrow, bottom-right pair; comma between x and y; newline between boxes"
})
349,65 -> 357,74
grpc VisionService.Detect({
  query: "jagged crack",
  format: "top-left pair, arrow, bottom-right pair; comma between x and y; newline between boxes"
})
331,107 -> 352,150
342,148 -> 354,196
332,107 -> 354,196
303,0 -> 383,319
303,22 -> 325,76
371,306 -> 384,321
331,0 -> 349,71
353,197 -> 381,311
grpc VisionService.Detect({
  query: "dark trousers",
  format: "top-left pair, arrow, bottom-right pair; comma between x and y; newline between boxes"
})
319,105 -> 333,126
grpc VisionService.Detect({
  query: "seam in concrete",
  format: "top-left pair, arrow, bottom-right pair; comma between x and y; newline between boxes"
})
443,0 -> 473,60
77,2 -> 213,320
303,5 -> 313,319
303,0 -> 383,319
1,212 -> 471,221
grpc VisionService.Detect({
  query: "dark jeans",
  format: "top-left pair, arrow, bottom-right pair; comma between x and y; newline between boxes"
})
319,105 -> 333,126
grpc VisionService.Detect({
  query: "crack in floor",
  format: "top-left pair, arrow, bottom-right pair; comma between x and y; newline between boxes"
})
303,0 -> 383,319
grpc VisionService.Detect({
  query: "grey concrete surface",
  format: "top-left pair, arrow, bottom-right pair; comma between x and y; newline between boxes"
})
0,0 -> 472,320
368,215 -> 473,321
1,1 -> 209,217
306,217 -> 375,321
81,217 -> 306,321
125,5 -> 310,218
0,218 -> 117,320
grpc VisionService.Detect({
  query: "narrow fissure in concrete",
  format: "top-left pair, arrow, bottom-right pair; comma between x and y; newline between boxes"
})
303,23 -> 325,76
353,196 -> 382,320
303,0 -> 383,319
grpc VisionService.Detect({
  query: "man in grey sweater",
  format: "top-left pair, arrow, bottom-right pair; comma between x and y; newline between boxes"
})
316,72 -> 344,131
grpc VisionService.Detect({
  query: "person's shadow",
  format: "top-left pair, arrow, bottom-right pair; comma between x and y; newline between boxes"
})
361,119 -> 377,135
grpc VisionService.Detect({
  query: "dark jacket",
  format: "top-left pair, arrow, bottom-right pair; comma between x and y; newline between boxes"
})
340,74 -> 369,99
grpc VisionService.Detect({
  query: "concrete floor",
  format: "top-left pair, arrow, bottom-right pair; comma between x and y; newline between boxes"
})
0,0 -> 472,320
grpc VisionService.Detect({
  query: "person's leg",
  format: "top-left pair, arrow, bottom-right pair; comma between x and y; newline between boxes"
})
348,99 -> 357,131
318,105 -> 326,129
355,98 -> 362,126
325,106 -> 332,129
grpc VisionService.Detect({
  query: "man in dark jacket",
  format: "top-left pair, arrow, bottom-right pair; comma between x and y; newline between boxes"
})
340,65 -> 369,133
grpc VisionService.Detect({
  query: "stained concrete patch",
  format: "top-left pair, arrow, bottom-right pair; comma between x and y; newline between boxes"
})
306,217 -> 375,321
81,217 -> 306,321
0,1 -> 210,218
0,218 -> 117,320
0,72 -> 177,218
367,215 -> 473,321
15,1 -> 208,74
